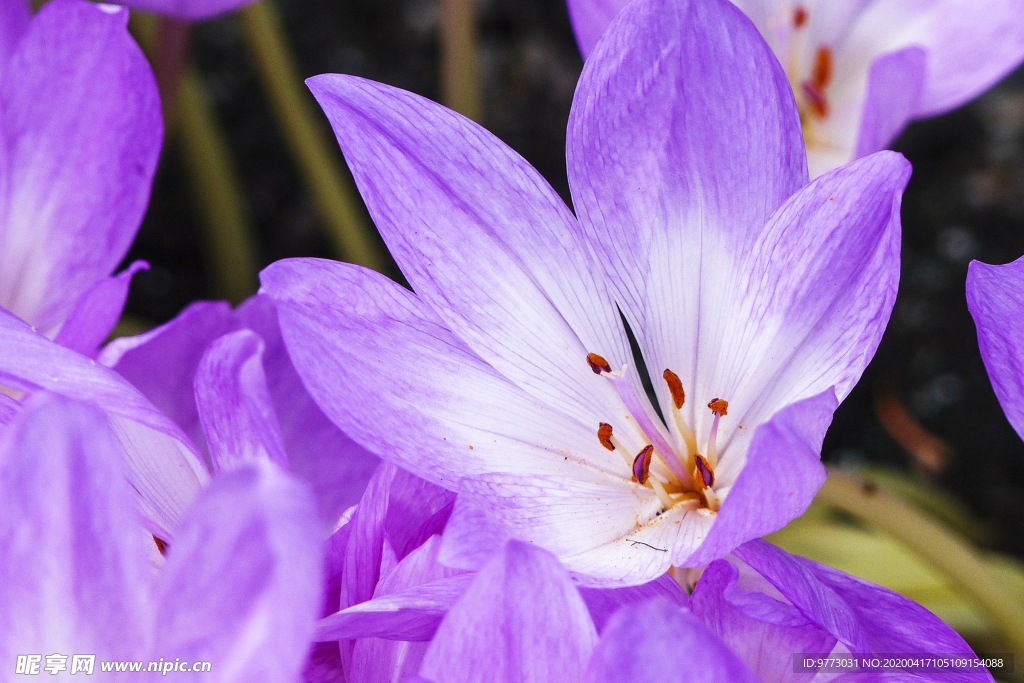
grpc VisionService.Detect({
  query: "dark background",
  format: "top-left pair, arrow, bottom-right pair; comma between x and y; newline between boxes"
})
122,0 -> 1024,558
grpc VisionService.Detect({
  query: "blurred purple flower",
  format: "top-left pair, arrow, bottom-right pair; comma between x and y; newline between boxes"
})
0,395 -> 324,679
263,0 -> 908,585
966,255 -> 1024,441
567,0 -> 1024,177
0,0 -> 160,355
99,295 -> 381,526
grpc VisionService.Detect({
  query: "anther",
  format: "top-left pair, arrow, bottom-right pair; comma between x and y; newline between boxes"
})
812,45 -> 833,91
597,423 -> 615,451
694,454 -> 715,488
793,5 -> 807,27
587,352 -> 612,374
707,398 -> 728,415
632,445 -> 654,485
663,369 -> 685,409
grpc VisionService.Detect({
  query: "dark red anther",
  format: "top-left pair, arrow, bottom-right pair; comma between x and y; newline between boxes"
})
707,398 -> 729,415
812,45 -> 833,91
694,454 -> 715,488
598,422 -> 615,451
663,368 -> 685,409
793,5 -> 808,27
153,536 -> 168,556
632,445 -> 654,485
587,352 -> 612,374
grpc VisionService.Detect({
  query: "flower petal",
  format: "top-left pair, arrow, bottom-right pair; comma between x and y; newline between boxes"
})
195,329 -> 290,472
0,0 -> 160,335
0,0 -> 28,72
418,541 -> 598,683
118,0 -> 256,21
0,308 -> 208,538
849,0 -> 1024,117
734,540 -> 988,665
690,560 -> 837,683
54,260 -> 148,357
565,0 -> 626,58
584,597 -> 761,683
686,151 -> 909,481
854,48 -> 927,158
566,0 -> 806,434
99,300 -> 234,451
235,295 -> 381,523
682,390 -> 835,568
967,256 -> 1024,441
578,572 -> 689,633
262,259 -> 632,487
0,395 -> 151,661
307,73 -> 633,433
154,463 -> 324,681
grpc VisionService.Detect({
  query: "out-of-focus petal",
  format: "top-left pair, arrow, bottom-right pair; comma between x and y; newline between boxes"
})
0,309 -> 209,538
153,463 -> 324,682
682,390 -> 835,568
54,260 -> 148,357
0,0 -> 160,335
854,48 -> 927,158
307,74 -> 631,433
967,256 -> 1024,441
418,541 -> 598,683
690,560 -> 837,683
850,0 -> 1024,116
194,329 -> 289,472
584,597 -> 761,683
0,396 -> 151,662
565,0 -> 625,58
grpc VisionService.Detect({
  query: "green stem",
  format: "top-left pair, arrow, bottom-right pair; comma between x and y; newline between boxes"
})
439,0 -> 481,121
176,67 -> 260,303
236,1 -> 385,271
818,469 -> 1024,655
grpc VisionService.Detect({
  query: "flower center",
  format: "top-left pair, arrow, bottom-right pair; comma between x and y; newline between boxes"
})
586,353 -> 726,513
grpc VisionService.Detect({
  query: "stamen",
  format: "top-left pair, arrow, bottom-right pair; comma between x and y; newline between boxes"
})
603,367 -> 690,484
793,5 -> 807,28
586,352 -> 612,374
663,369 -> 685,409
597,422 -> 614,451
811,45 -> 833,91
694,454 -> 715,488
707,398 -> 728,415
632,445 -> 654,484
664,368 -> 698,461
649,477 -> 676,510
706,399 -> 727,467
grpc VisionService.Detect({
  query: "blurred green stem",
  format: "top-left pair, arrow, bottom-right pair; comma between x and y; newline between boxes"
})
440,0 -> 481,120
177,67 -> 260,303
237,1 -> 384,271
819,469 -> 1024,655
132,13 -> 259,304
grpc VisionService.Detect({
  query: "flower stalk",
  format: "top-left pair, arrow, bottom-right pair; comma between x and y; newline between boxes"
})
236,1 -> 385,271
440,0 -> 481,121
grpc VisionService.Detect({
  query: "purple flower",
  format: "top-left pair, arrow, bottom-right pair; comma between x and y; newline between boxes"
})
567,0 -> 1024,177
263,0 -> 909,585
0,394 -> 324,679
392,539 -> 992,683
100,295 -> 381,526
966,255 -> 1024,441
0,0 -> 160,355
